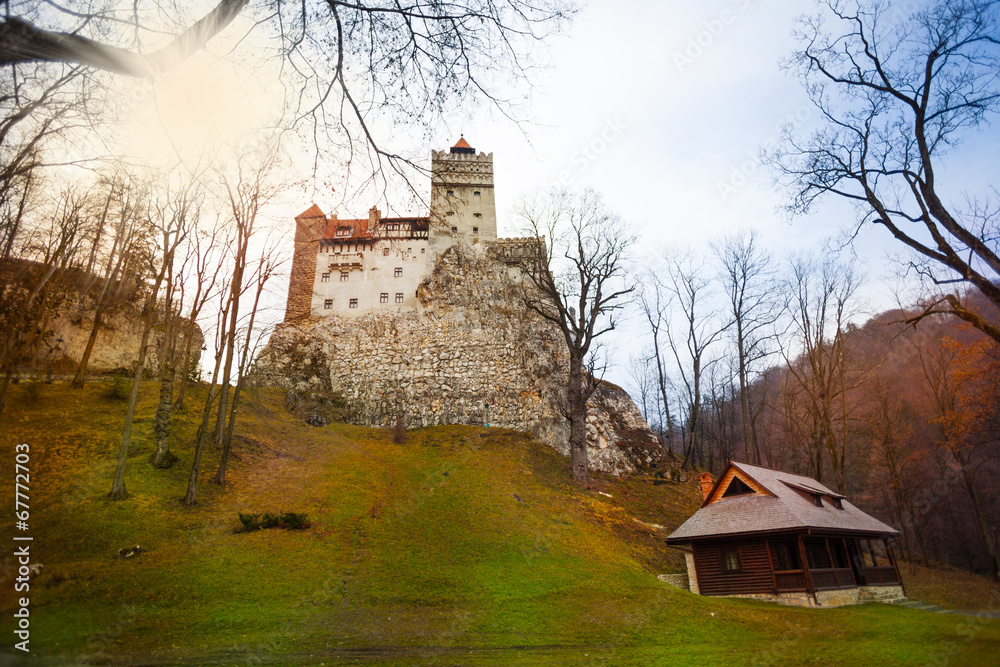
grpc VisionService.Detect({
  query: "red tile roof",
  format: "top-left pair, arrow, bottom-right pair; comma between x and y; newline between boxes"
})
453,136 -> 472,149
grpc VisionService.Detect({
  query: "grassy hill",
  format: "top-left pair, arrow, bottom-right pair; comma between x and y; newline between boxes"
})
1,381 -> 998,666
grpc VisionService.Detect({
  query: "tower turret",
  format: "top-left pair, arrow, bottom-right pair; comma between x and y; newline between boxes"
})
428,136 -> 497,258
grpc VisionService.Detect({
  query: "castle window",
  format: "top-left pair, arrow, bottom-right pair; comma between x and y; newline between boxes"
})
474,213 -> 482,218
340,271 -> 349,282
349,299 -> 358,308
446,190 -> 454,196
451,226 -> 458,234
380,293 -> 388,303
474,191 -> 480,196
473,227 -> 479,235
383,247 -> 390,256
395,293 -> 404,303
446,211 -> 454,216
407,247 -> 412,254
321,273 -> 330,282
394,267 -> 403,277
421,248 -> 425,254
324,299 -> 333,309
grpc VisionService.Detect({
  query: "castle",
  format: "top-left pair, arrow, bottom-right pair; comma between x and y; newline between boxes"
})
263,138 -> 668,476
285,137 -> 512,321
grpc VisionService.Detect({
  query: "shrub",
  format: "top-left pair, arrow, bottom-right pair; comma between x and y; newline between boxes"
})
103,373 -> 130,401
281,512 -> 310,530
21,381 -> 43,404
391,408 -> 407,444
260,513 -> 281,529
237,512 -> 261,532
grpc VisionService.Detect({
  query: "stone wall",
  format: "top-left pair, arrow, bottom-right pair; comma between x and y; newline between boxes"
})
257,242 -> 670,475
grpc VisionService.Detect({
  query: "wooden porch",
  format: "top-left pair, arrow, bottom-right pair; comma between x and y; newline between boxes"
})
769,534 -> 902,594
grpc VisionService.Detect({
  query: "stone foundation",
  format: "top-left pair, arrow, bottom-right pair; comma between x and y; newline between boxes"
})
713,584 -> 906,608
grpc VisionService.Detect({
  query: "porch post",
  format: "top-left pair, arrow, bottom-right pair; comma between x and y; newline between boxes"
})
797,534 -> 815,596
885,538 -> 906,596
764,538 -> 778,594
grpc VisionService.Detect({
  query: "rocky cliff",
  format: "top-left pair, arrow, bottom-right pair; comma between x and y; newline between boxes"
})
256,243 -> 671,475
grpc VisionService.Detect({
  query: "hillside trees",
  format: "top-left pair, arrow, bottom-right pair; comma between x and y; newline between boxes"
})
772,0 -> 1000,343
780,257 -> 863,493
518,188 -> 636,486
712,230 -> 782,465
109,177 -> 198,500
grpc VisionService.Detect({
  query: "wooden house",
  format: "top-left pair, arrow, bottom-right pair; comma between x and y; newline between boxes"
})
665,462 -> 905,607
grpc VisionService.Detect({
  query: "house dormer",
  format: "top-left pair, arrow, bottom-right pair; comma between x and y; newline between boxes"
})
702,465 -> 774,506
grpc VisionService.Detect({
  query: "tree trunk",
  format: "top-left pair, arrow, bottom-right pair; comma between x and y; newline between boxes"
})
0,366 -> 13,415
961,466 -> 1000,581
71,307 -> 104,388
173,325 -> 195,410
108,329 -> 152,500
151,363 -> 175,468
567,356 -> 590,487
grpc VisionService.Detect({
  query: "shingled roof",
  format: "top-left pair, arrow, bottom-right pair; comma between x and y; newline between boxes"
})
666,462 -> 899,543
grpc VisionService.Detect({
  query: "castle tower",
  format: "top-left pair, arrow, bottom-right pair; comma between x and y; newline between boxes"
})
284,204 -> 329,321
428,136 -> 497,259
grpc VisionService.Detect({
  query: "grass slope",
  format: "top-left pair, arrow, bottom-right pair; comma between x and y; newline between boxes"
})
0,381 -> 998,666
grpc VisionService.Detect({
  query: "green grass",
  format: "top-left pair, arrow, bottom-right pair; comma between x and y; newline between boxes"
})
0,381 -> 998,665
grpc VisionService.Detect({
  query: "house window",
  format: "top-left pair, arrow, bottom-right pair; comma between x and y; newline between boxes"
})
812,494 -> 823,508
769,541 -> 800,571
349,299 -> 358,308
380,293 -> 388,303
395,293 -> 404,303
472,227 -> 479,235
340,271 -> 349,282
833,498 -> 844,510
383,247 -> 390,256
394,267 -> 403,277
323,299 -> 333,309
722,478 -> 754,498
321,273 -> 330,282
721,549 -> 741,573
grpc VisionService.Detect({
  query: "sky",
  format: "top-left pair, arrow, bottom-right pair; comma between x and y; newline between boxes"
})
112,0 -> 999,388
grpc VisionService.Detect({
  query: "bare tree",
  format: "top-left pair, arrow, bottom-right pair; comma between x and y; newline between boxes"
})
712,229 -> 782,465
518,188 -> 636,486
660,251 -> 728,470
2,1 -> 571,199
638,272 -> 678,452
71,173 -> 149,387
0,182 -> 92,411
771,0 -> 1000,343
109,177 -> 195,500
780,255 -> 862,493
